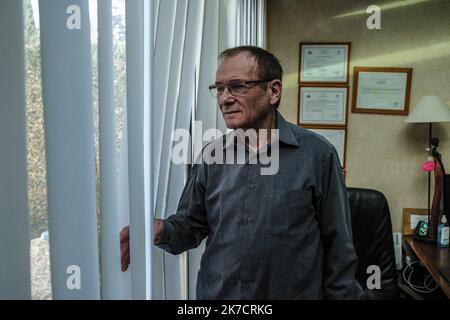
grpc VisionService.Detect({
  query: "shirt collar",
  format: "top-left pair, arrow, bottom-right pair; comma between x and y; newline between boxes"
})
276,110 -> 299,148
221,110 -> 299,150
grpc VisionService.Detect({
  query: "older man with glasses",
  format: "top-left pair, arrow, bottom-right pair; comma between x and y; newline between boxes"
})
120,46 -> 362,300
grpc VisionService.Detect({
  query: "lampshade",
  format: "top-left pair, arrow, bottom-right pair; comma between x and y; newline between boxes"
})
405,95 -> 450,123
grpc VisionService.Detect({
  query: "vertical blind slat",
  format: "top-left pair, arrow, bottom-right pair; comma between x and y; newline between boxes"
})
39,0 -> 100,299
154,0 -> 177,215
257,0 -> 266,48
152,0 -> 189,300
186,0 -> 220,299
145,0 -> 155,300
125,0 -> 149,300
98,0 -> 130,299
0,0 -> 31,300
162,0 -> 205,300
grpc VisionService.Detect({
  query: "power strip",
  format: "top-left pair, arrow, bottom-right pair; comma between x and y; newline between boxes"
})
393,232 -> 402,270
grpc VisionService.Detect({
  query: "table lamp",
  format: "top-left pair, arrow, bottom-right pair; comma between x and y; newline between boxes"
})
405,95 -> 450,243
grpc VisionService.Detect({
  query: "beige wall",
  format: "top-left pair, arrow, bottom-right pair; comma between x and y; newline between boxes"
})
267,0 -> 450,232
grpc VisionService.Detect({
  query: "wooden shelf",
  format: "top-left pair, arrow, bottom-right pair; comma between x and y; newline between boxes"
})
404,235 -> 450,299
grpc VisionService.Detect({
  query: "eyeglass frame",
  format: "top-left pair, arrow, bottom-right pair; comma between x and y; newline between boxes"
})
208,79 -> 276,98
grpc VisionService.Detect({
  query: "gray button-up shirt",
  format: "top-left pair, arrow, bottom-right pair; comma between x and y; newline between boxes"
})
157,111 -> 362,300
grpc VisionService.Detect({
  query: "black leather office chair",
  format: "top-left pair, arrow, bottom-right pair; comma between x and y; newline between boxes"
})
347,187 -> 399,299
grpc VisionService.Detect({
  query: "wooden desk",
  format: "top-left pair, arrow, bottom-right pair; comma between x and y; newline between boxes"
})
404,235 -> 450,298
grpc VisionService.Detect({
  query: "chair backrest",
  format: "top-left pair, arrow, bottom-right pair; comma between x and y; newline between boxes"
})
347,187 -> 399,299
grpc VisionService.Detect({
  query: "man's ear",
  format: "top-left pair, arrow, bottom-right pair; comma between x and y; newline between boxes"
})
269,80 -> 282,105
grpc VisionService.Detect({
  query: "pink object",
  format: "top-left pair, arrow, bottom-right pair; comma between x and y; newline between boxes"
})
422,161 -> 436,172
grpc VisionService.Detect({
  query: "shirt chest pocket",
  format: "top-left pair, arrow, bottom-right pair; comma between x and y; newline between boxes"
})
267,189 -> 314,236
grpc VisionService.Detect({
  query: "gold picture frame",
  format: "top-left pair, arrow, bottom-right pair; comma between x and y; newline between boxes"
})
352,66 -> 413,115
402,208 -> 429,236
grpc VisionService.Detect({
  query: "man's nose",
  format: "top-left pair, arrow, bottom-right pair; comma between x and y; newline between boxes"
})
218,86 -> 235,105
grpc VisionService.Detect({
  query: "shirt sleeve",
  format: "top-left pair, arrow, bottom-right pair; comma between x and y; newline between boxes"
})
316,148 -> 364,299
155,163 -> 210,255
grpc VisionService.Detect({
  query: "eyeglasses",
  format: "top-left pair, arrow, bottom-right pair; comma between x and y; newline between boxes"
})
208,79 -> 274,98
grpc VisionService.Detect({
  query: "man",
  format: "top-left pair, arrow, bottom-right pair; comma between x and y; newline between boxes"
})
120,46 -> 362,299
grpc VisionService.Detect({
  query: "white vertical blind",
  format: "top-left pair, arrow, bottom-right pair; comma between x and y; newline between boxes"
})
160,0 -> 205,300
1,0 -> 265,300
257,0 -> 266,48
152,0 -> 203,299
217,0 -> 240,133
239,0 -> 265,47
0,0 -> 31,300
196,0 -> 219,143
98,0 -> 129,299
154,0 -> 177,203
125,0 -> 154,300
187,0 -> 219,299
144,0 -> 155,299
39,0 -> 100,299
117,104 -> 133,299
152,0 -> 190,300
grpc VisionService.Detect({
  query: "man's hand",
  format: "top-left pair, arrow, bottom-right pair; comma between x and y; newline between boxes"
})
120,225 -> 130,272
153,219 -> 166,244
119,220 -> 166,272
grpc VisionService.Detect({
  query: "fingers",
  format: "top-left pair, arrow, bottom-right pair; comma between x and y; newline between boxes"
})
121,248 -> 130,272
120,239 -> 129,271
120,226 -> 130,272
153,219 -> 165,244
120,225 -> 129,243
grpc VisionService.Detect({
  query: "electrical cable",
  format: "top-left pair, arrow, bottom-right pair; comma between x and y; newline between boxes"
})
402,260 -> 439,294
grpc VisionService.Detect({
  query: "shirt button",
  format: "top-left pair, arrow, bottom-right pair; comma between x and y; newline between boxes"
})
248,184 -> 255,190
247,217 -> 252,223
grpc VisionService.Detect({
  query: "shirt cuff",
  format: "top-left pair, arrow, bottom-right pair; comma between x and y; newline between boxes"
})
160,219 -> 175,246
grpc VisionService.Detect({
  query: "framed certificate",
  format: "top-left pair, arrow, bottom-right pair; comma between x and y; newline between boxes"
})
298,85 -> 348,127
352,67 -> 413,115
299,42 -> 351,84
305,127 -> 347,168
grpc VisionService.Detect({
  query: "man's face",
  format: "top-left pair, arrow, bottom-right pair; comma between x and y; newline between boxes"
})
215,52 -> 276,129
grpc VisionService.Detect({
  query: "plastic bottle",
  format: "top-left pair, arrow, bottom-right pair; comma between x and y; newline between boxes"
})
437,215 -> 449,248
